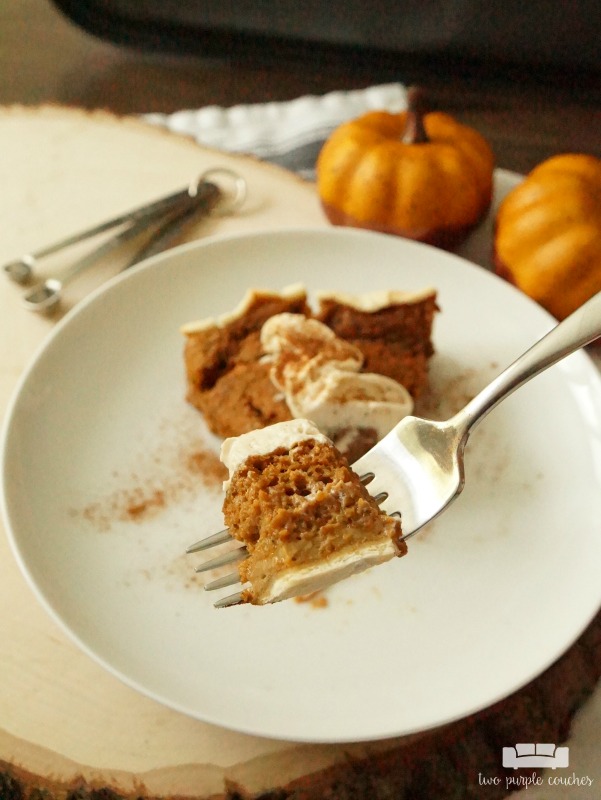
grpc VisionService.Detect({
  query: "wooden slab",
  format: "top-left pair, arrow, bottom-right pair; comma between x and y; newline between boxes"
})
0,106 -> 599,800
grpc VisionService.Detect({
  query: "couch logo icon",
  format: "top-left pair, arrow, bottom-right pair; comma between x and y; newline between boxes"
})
502,743 -> 569,769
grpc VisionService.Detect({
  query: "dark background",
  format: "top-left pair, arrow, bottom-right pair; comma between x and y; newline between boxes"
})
1,0 -> 599,174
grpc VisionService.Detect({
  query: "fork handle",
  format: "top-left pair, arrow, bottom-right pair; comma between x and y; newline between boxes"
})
452,289 -> 601,438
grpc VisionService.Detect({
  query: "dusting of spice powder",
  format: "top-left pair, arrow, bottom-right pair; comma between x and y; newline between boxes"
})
75,366 -> 490,532
76,427 -> 227,530
295,591 -> 329,609
186,448 -> 228,484
125,488 -> 166,520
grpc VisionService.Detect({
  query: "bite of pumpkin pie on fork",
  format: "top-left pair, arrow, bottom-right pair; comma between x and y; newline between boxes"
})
187,289 -> 601,608
192,418 -> 406,607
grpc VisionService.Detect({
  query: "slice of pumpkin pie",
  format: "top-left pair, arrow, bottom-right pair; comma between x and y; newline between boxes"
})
181,284 -> 309,437
315,288 -> 438,399
260,312 -> 414,461
220,419 -> 407,605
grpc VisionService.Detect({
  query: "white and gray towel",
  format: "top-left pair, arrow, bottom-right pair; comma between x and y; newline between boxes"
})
145,82 -> 407,179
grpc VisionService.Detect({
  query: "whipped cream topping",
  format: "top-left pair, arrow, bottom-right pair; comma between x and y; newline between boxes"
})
261,312 -> 363,387
260,313 -> 413,441
316,287 -> 436,312
258,538 -> 398,603
182,284 -> 436,335
181,283 -> 306,334
292,367 -> 413,440
220,418 -> 328,488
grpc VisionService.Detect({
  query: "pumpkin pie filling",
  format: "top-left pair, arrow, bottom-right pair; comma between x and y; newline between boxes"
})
183,286 -> 436,603
315,288 -> 439,399
181,284 -> 309,437
221,419 -> 406,605
182,284 -> 437,454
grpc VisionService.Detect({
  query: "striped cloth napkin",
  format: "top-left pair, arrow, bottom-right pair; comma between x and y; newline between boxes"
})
145,83 -> 407,179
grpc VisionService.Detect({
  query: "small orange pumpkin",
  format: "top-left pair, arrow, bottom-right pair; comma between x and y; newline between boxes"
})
494,154 -> 601,320
316,87 -> 495,248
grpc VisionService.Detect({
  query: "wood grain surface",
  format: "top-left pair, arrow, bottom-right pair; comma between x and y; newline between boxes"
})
0,5 -> 600,796
0,105 -> 599,800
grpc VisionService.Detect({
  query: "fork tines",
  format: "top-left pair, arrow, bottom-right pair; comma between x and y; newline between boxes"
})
187,527 -> 246,608
214,590 -> 245,609
188,472 -> 388,608
193,544 -> 246,574
186,527 -> 232,553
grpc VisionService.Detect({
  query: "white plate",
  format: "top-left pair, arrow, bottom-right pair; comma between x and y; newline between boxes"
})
2,173 -> 601,743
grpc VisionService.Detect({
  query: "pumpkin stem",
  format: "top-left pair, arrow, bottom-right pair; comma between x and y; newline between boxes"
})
402,86 -> 429,145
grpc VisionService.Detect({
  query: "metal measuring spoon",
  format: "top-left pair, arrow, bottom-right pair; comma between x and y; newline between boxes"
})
121,168 -> 247,270
20,169 -> 247,312
5,167 -> 247,290
4,180 -> 202,286
21,194 -> 199,312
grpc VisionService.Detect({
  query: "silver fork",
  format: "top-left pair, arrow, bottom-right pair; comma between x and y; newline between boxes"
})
188,290 -> 601,608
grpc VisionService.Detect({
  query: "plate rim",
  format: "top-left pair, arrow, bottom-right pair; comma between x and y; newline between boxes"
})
2,222 -> 601,744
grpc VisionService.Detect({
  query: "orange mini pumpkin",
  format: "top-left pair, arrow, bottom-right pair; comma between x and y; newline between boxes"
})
316,88 -> 495,248
494,154 -> 601,320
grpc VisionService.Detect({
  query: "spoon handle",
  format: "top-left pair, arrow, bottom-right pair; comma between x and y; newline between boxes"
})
121,183 -> 221,270
4,180 -> 205,283
453,290 -> 601,437
22,183 -> 222,311
57,184 -> 218,285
